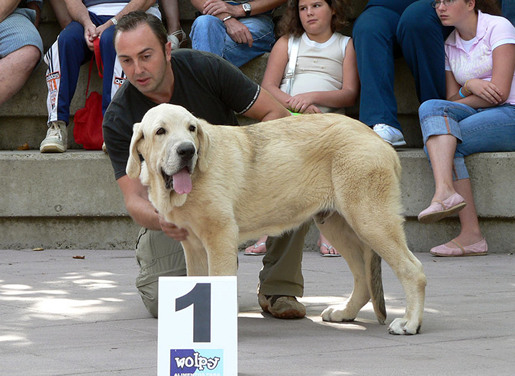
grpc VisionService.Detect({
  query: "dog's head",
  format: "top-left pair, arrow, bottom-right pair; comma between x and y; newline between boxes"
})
126,104 -> 210,197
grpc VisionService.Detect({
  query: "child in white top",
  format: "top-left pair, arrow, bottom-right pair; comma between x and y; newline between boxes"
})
245,0 -> 358,257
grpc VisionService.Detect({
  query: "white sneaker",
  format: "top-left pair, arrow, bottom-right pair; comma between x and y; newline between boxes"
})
167,29 -> 187,50
373,123 -> 406,147
40,121 -> 67,153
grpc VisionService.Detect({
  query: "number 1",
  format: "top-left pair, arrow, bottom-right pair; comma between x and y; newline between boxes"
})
175,283 -> 211,343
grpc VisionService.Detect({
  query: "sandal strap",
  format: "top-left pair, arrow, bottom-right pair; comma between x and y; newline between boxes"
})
450,240 -> 465,255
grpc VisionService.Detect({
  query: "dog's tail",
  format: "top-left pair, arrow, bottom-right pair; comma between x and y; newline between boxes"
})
366,250 -> 386,324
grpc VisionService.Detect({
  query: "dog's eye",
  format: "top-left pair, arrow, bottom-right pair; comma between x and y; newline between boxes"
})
156,127 -> 166,135
188,124 -> 196,132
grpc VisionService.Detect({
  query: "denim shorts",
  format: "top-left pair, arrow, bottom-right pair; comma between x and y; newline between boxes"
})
0,8 -> 43,58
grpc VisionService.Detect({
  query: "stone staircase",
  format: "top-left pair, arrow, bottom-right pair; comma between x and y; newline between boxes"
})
1,1 -> 513,253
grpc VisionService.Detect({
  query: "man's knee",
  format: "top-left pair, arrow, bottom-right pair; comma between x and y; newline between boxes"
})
137,279 -> 159,318
135,229 -> 187,317
191,15 -> 220,34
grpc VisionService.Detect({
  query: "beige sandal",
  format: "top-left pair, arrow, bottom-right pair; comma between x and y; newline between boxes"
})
168,29 -> 188,50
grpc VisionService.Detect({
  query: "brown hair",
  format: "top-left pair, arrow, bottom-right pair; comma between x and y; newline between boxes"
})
277,0 -> 351,38
472,0 -> 502,15
114,11 -> 168,52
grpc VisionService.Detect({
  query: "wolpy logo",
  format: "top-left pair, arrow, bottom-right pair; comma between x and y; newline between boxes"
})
170,349 -> 223,376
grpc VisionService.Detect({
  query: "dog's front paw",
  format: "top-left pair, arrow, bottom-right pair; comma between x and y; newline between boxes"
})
388,317 -> 421,335
321,304 -> 357,322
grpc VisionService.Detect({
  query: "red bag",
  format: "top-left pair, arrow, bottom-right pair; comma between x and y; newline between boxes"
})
74,39 -> 104,150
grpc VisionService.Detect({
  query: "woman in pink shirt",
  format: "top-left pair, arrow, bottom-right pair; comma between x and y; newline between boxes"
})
417,0 -> 515,256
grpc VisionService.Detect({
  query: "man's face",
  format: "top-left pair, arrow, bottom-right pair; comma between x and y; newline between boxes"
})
115,23 -> 172,96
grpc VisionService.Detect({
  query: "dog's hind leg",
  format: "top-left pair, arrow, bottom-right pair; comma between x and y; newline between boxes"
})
343,207 -> 426,335
316,215 -> 386,324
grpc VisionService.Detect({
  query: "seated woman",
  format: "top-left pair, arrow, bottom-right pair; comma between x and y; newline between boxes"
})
245,0 -> 359,256
417,0 -> 515,256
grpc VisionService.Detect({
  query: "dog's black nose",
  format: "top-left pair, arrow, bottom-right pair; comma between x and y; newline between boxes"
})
177,143 -> 195,161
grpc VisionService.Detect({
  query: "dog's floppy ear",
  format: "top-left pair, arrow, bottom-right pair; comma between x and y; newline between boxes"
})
126,122 -> 144,178
197,120 -> 211,172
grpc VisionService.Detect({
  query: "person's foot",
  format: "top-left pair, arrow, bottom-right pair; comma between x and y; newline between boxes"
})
430,238 -> 488,257
418,192 -> 466,224
168,29 -> 187,50
244,236 -> 267,256
317,235 -> 340,257
372,124 -> 406,147
40,120 -> 67,153
258,293 -> 306,319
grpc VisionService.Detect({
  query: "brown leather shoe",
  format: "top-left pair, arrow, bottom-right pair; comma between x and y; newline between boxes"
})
258,293 -> 306,319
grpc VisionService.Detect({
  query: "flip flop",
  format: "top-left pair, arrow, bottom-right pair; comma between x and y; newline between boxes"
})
244,242 -> 267,256
319,242 -> 341,257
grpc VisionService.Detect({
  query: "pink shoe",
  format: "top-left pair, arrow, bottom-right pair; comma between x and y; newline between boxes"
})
418,193 -> 466,224
430,238 -> 488,257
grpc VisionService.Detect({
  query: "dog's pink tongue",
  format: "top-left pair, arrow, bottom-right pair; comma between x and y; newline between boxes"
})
172,168 -> 192,194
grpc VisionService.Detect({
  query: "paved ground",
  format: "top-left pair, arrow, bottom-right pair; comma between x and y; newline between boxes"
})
0,248 -> 514,376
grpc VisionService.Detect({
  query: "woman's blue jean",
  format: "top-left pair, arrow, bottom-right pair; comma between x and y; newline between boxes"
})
419,99 -> 515,180
190,14 -> 275,67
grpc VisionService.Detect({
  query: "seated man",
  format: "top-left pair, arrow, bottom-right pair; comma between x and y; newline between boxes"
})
189,0 -> 285,67
104,11 -> 306,319
40,0 -> 161,153
0,0 -> 43,106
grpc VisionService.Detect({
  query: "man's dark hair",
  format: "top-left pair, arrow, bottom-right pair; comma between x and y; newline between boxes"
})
114,11 -> 168,51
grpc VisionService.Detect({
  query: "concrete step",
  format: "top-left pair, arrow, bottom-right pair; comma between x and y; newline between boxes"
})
1,149 -> 513,252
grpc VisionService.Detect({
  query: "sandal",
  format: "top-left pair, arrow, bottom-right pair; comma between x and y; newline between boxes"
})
317,236 -> 340,257
244,241 -> 267,256
168,29 -> 188,50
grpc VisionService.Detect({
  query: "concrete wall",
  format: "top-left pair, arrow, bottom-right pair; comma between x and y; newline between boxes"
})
0,0 -> 513,253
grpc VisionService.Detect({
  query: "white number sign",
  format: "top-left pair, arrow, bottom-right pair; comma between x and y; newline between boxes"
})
158,276 -> 238,376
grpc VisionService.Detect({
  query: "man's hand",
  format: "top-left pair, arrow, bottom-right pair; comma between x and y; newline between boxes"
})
84,22 -> 97,50
203,0 -> 239,17
224,18 -> 253,47
95,20 -> 114,40
158,213 -> 189,241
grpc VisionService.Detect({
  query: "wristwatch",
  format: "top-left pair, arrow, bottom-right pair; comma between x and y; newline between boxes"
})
242,3 -> 252,17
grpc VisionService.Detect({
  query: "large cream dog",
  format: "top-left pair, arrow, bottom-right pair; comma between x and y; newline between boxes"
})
127,103 -> 426,335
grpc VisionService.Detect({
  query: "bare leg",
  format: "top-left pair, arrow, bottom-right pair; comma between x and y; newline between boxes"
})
159,0 -> 182,34
50,0 -> 72,28
442,178 -> 484,247
0,46 -> 40,106
426,134 -> 458,202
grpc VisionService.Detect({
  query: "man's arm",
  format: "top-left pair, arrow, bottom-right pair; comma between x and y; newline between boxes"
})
94,0 -> 156,38
117,175 -> 189,240
192,0 -> 285,18
26,0 -> 42,28
243,86 -> 290,122
191,0 -> 285,46
0,0 -> 21,24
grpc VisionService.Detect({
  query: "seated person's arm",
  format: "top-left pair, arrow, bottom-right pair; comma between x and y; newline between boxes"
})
96,0 -> 156,35
0,0 -> 21,24
117,175 -> 189,240
261,36 -> 293,109
25,0 -> 42,28
242,86 -> 290,122
449,44 -> 515,108
195,0 -> 286,18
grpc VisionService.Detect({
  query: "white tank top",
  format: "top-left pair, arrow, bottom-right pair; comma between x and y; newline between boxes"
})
280,32 -> 350,113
